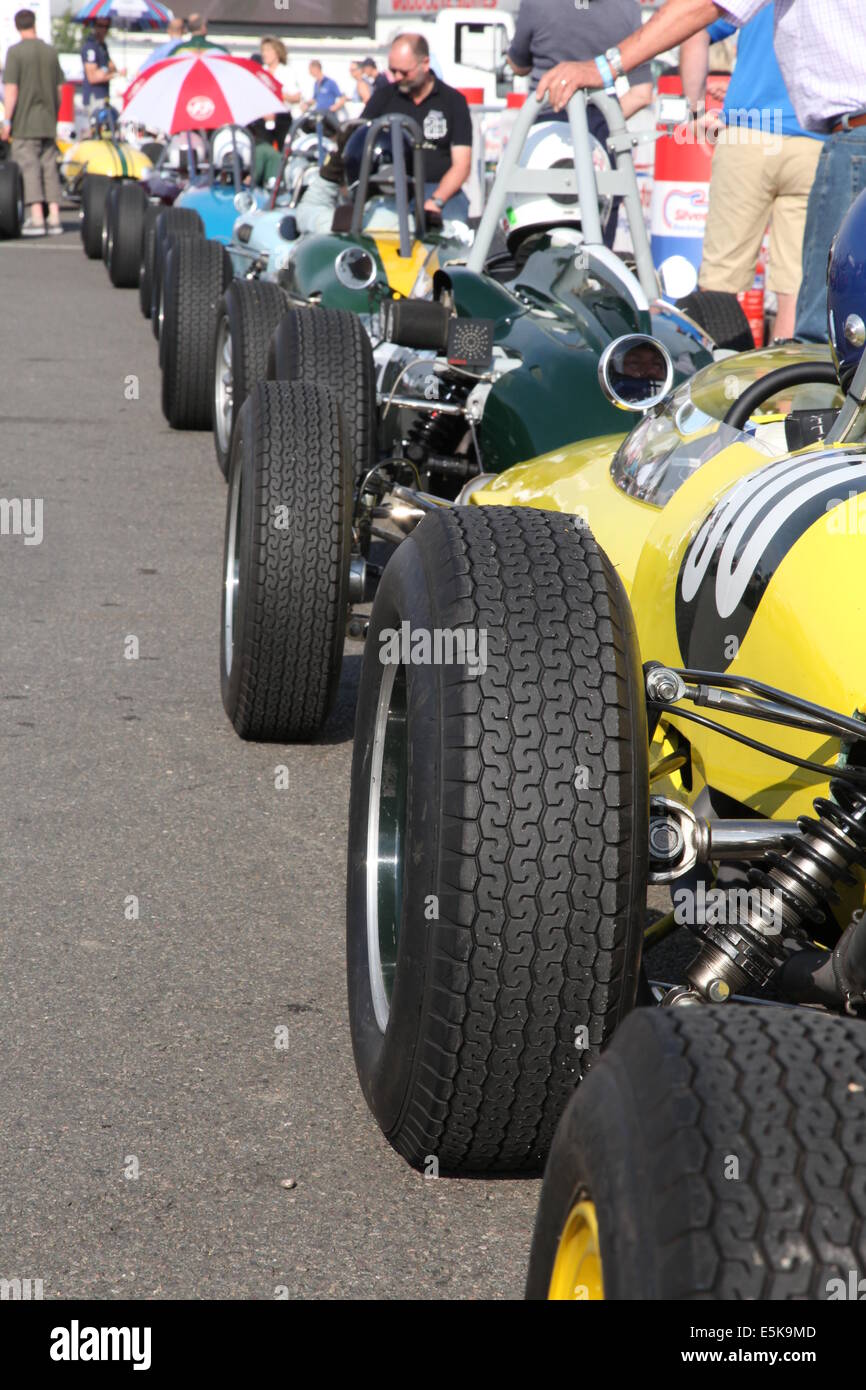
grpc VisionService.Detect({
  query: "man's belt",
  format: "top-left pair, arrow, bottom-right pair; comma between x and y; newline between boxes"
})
832,111 -> 866,134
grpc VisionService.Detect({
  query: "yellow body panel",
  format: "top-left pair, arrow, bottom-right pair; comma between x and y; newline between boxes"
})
61,138 -> 152,183
471,395 -> 866,923
474,434 -> 655,593
370,233 -> 433,299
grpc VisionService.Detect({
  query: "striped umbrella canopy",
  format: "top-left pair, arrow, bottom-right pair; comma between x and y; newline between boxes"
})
74,1 -> 174,29
122,54 -> 285,134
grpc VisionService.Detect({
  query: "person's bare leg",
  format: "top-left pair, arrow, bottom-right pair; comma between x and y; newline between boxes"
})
47,202 -> 61,225
773,291 -> 796,340
28,202 -> 45,226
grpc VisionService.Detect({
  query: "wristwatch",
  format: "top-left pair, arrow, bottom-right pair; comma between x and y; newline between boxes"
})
432,196 -> 445,210
604,46 -> 631,99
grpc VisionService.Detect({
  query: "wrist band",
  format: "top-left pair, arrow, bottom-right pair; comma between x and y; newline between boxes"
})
594,54 -> 615,91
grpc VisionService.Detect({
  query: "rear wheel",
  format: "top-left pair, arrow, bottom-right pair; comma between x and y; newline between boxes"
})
213,279 -> 287,480
221,380 -> 352,741
527,1005 -> 866,1299
81,173 -> 111,259
268,307 -> 376,480
151,205 -> 204,339
138,204 -> 160,318
161,235 -> 232,430
108,182 -> 147,288
0,160 -> 23,238
347,506 -> 649,1172
676,289 -> 755,352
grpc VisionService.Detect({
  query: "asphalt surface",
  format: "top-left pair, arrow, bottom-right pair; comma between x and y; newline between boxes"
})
0,216 -> 545,1301
0,218 -> 683,1302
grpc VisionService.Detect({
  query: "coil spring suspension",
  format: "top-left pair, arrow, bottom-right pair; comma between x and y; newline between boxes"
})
405,389 -> 467,464
685,778 -> 866,1000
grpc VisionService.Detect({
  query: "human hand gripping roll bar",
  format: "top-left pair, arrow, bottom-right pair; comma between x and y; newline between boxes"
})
537,0 -> 724,111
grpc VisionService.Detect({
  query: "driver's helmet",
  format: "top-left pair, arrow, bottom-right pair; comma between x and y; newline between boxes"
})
210,125 -> 254,179
502,120 -> 612,249
827,186 -> 866,390
91,102 -> 118,136
344,124 -> 415,191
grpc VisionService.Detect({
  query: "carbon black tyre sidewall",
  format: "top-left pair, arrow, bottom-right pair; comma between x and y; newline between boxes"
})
161,238 -> 230,429
81,174 -> 111,259
102,182 -> 117,267
676,289 -> 755,352
139,204 -> 160,317
526,1005 -> 866,1300
109,183 -> 146,288
213,279 -> 287,480
0,161 -> 23,238
268,307 -> 376,480
347,506 -> 650,1173
151,206 -> 204,339
220,380 -> 352,741
347,537 -> 441,1141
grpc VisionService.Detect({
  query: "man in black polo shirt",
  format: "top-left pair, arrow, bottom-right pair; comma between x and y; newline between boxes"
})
361,32 -> 472,221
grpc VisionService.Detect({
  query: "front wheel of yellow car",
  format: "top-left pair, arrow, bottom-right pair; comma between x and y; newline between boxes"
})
526,1004 -> 866,1300
347,506 -> 649,1174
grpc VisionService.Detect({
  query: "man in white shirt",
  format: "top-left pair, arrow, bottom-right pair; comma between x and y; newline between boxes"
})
537,0 -> 866,342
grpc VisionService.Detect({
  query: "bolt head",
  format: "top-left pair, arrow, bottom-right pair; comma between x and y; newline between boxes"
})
707,978 -> 731,1003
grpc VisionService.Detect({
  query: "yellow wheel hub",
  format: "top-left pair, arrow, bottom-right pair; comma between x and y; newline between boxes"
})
548,1200 -> 604,1300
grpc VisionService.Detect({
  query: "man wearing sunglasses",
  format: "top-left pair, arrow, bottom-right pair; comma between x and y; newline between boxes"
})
360,32 -> 472,222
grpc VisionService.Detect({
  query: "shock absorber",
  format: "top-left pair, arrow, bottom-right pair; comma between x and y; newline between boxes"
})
682,779 -> 866,1003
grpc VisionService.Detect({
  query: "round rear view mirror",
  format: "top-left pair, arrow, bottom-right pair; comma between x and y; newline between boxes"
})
335,245 -> 377,291
233,190 -> 255,214
598,334 -> 675,412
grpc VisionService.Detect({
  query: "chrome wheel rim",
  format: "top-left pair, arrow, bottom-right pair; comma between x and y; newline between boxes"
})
215,315 -> 234,456
223,451 -> 243,677
365,659 -> 408,1033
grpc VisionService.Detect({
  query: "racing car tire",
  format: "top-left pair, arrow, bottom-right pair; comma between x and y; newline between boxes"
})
0,160 -> 23,239
107,182 -> 147,289
102,184 -> 115,266
151,206 -> 204,341
347,506 -> 649,1172
676,289 -> 755,353
212,279 -> 288,480
81,174 -> 112,259
138,204 -> 161,318
268,307 -> 376,481
161,236 -> 232,430
220,380 -> 352,741
526,1004 -> 866,1299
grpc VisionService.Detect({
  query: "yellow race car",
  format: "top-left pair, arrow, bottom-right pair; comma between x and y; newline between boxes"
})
343,216 -> 866,1297
60,111 -> 152,260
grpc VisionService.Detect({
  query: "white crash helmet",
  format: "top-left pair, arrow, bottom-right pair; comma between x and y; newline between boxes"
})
502,120 -> 613,249
210,125 -> 254,175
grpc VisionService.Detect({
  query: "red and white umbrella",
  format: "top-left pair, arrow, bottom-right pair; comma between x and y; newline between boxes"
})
122,55 -> 285,134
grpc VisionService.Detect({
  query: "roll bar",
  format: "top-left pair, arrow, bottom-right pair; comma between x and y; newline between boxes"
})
466,89 -> 659,303
349,114 -> 428,258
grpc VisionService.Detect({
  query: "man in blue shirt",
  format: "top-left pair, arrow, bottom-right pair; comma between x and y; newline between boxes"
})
304,61 -> 346,117
679,9 -> 824,338
80,17 -> 123,113
136,16 -> 185,75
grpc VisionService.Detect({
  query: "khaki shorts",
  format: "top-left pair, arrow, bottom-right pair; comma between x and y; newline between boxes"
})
12,136 -> 63,208
699,128 -> 823,296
